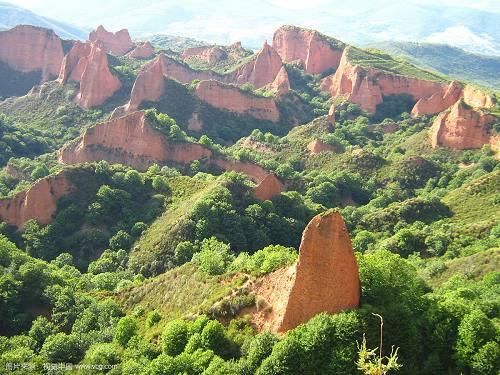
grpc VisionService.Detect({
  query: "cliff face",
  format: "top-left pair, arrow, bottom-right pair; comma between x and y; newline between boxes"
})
430,100 -> 494,150
181,42 -> 248,65
322,48 -> 445,113
58,111 -> 212,171
265,65 -> 290,96
88,25 -> 133,56
212,158 -> 284,200
59,41 -> 122,108
307,139 -> 333,154
251,211 -> 360,332
273,26 -> 344,74
194,80 -> 280,122
127,42 -> 154,59
127,54 -> 218,111
229,42 -> 283,89
0,25 -> 65,81
0,172 -> 73,228
411,81 -> 464,116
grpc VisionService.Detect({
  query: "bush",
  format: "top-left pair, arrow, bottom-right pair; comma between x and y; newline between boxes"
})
162,319 -> 189,356
40,333 -> 85,364
114,317 -> 138,346
192,237 -> 234,275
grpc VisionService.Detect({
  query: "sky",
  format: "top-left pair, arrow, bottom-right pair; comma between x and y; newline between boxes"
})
4,0 -> 500,52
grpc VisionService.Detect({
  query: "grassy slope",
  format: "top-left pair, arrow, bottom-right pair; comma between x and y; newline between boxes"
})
128,177 -> 218,272
347,46 -> 447,82
112,263 -> 241,339
370,41 -> 500,90
442,170 -> 500,232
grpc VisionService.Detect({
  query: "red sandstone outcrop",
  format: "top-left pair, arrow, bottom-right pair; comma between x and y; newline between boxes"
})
0,171 -> 73,228
187,112 -> 203,131
127,54 -> 218,111
230,41 -> 283,89
252,211 -> 360,332
212,158 -> 284,200
327,104 -> 336,126
307,139 -> 333,154
58,111 -> 212,170
0,25 -> 64,81
430,100 -> 495,149
273,25 -> 344,74
321,48 -> 446,114
194,80 -> 280,122
127,42 -> 154,59
88,25 -> 133,56
411,81 -> 463,116
463,85 -> 496,108
59,41 -> 122,108
266,66 -> 290,96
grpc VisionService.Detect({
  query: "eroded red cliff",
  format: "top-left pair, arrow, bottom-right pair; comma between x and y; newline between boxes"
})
229,41 -> 283,89
194,80 -> 280,122
58,111 -> 212,170
127,54 -> 218,111
322,48 -> 445,113
251,211 -> 360,332
59,41 -> 122,108
430,100 -> 495,150
127,42 -> 154,59
88,25 -> 133,56
463,85 -> 496,109
0,25 -> 65,81
0,171 -> 73,228
273,25 -> 344,74
411,81 -> 464,116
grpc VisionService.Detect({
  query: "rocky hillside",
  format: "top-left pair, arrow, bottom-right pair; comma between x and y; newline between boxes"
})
0,22 -> 498,375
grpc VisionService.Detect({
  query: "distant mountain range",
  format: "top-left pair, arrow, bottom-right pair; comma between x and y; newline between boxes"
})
371,41 -> 500,90
0,2 -> 87,40
2,1 -> 500,56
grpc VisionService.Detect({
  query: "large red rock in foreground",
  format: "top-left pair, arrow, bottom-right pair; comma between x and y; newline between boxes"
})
273,25 -> 344,74
322,48 -> 445,113
58,111 -> 212,170
252,211 -> 360,332
430,100 -> 495,149
0,25 -> 65,81
194,80 -> 280,122
59,41 -> 122,108
89,25 -> 133,56
0,172 -> 73,228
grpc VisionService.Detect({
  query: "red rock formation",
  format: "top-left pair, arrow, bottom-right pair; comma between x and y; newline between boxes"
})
88,25 -> 133,56
187,112 -> 203,131
307,139 -> 333,154
58,111 -> 212,170
430,100 -> 494,149
253,174 -> 284,201
251,211 -> 360,332
230,41 -> 283,89
463,85 -> 496,108
127,54 -> 218,111
327,104 -> 336,126
212,158 -> 284,200
411,81 -> 463,116
266,66 -> 290,96
273,25 -> 344,74
322,48 -> 446,113
0,25 -> 64,81
0,172 -> 73,228
127,42 -> 154,59
59,41 -> 122,108
194,80 -> 280,122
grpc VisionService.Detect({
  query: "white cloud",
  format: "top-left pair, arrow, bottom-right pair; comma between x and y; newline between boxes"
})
425,25 -> 499,55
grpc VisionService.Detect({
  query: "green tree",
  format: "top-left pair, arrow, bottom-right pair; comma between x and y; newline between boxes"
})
162,319 -> 189,356
114,317 -> 138,346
